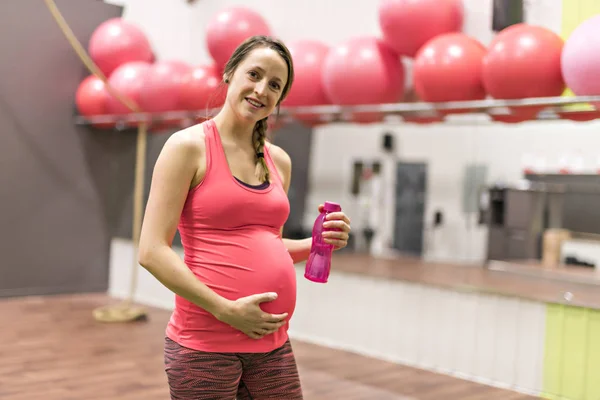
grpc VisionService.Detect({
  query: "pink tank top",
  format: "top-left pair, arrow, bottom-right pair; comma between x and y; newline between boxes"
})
165,119 -> 297,353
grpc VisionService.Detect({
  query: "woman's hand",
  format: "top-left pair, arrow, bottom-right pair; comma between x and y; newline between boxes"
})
216,292 -> 288,339
318,204 -> 351,251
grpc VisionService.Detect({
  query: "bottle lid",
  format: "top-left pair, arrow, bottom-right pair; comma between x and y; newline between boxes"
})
323,201 -> 341,212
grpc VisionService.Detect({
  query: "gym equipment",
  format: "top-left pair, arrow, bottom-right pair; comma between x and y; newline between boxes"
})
322,36 -> 404,123
413,33 -> 487,105
482,23 -> 565,118
88,17 -> 154,77
402,89 -> 444,123
138,60 -> 191,113
378,0 -> 464,58
105,61 -> 152,115
561,14 -> 600,106
46,0 -> 148,322
75,75 -> 110,127
179,64 -> 225,112
285,40 -> 330,107
284,40 -> 330,126
205,7 -> 271,71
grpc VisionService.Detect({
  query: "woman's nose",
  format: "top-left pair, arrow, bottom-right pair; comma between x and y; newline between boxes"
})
254,80 -> 268,97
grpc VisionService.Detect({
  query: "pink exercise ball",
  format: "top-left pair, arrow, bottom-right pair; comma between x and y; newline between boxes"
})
205,7 -> 271,71
105,61 -> 152,115
138,61 -> 192,113
75,75 -> 112,128
88,18 -> 154,77
285,40 -> 330,107
482,24 -> 565,118
179,64 -> 226,112
284,40 -> 330,126
378,0 -> 464,58
76,75 -> 108,117
323,37 -> 405,123
562,14 -> 600,105
413,33 -> 487,104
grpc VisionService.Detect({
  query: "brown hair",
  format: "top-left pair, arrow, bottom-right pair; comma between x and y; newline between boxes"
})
222,35 -> 295,183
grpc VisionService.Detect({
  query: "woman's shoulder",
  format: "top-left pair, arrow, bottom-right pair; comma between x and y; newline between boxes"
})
265,141 -> 292,187
164,122 -> 207,157
266,141 -> 291,170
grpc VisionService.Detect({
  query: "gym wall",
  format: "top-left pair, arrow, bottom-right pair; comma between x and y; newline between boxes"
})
0,1 -> 131,297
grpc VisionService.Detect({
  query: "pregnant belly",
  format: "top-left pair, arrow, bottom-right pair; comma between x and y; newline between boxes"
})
184,231 -> 297,318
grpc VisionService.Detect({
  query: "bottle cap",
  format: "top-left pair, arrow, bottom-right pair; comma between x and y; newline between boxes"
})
323,201 -> 341,213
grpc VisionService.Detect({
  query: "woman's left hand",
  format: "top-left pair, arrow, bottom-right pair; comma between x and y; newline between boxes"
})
318,204 -> 351,251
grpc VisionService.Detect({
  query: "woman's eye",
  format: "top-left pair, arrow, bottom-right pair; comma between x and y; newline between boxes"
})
270,82 -> 281,90
248,71 -> 259,79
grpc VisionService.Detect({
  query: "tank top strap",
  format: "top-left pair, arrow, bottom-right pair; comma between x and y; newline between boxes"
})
264,143 -> 284,187
202,119 -> 228,179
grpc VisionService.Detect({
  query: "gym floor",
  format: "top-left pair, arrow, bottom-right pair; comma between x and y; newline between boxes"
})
0,294 -> 537,400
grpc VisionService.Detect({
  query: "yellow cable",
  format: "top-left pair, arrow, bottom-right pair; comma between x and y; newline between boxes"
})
44,0 -> 148,322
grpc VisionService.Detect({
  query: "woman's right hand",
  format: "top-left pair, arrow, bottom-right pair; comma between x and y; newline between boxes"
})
216,292 -> 289,339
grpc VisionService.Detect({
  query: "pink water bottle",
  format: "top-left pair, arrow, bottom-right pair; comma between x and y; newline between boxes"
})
304,201 -> 342,283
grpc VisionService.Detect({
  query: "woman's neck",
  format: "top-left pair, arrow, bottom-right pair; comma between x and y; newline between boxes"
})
212,107 -> 255,145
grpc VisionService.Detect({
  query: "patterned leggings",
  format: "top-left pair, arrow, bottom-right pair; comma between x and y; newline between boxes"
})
164,337 -> 304,400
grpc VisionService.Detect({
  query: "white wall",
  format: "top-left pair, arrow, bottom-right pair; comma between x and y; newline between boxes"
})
105,0 -> 600,264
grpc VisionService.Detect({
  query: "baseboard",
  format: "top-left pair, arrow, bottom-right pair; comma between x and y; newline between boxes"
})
0,283 -> 108,299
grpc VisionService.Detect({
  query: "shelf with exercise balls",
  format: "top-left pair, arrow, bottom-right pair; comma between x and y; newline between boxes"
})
73,1 -> 600,128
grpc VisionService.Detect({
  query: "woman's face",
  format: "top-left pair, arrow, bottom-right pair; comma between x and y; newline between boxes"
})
224,46 -> 289,123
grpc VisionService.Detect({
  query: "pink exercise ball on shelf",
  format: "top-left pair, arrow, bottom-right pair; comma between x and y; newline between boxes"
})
138,60 -> 192,113
105,61 -> 152,115
413,33 -> 487,106
482,23 -> 565,119
378,0 -> 464,58
284,40 -> 330,126
76,75 -> 108,117
561,14 -> 600,107
179,64 -> 226,112
284,40 -> 330,107
322,36 -> 405,123
75,75 -> 112,128
205,7 -> 271,71
88,18 -> 154,77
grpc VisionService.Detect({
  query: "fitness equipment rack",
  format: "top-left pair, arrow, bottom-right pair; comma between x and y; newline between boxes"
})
74,95 -> 600,129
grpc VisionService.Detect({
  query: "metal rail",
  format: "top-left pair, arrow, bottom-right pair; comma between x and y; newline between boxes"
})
73,95 -> 600,128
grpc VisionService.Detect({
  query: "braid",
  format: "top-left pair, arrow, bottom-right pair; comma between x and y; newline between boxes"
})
253,117 -> 270,183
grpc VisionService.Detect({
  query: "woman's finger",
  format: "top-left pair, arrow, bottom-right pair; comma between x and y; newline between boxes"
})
325,212 -> 351,224
262,321 -> 283,330
324,239 -> 347,248
248,331 -> 262,339
323,220 -> 351,231
323,230 -> 349,238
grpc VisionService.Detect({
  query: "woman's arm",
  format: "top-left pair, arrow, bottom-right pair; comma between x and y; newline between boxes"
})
282,237 -> 312,264
138,129 -> 229,318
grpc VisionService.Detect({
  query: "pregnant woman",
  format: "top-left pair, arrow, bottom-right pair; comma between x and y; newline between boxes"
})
138,35 -> 351,399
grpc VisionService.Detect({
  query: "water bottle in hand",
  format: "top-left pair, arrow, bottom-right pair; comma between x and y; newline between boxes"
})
304,201 -> 342,283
